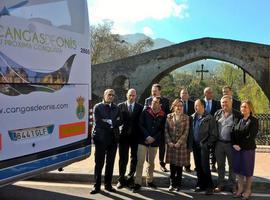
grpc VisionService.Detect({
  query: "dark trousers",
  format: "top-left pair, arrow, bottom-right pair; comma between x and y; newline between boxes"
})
193,143 -> 213,190
94,142 -> 117,189
210,146 -> 216,167
118,141 -> 138,183
170,164 -> 183,187
159,134 -> 166,166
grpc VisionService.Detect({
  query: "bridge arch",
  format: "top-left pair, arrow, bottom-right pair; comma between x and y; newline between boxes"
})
139,56 -> 257,102
92,37 -> 270,104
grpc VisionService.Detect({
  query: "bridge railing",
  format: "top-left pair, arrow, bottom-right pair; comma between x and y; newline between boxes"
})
255,114 -> 270,145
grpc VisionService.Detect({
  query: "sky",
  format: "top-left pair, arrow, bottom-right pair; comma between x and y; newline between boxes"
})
88,0 -> 270,44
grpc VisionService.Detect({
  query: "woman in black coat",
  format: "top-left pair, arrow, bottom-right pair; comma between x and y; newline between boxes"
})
231,100 -> 259,200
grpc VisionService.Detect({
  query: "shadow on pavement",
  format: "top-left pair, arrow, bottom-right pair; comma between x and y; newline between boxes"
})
0,185 -> 93,200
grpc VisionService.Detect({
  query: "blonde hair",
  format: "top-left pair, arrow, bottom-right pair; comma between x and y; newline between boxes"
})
170,99 -> 183,112
221,95 -> 232,102
241,100 -> 255,115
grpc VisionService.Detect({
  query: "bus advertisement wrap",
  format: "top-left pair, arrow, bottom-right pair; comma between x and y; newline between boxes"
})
0,84 -> 89,161
0,0 -> 91,185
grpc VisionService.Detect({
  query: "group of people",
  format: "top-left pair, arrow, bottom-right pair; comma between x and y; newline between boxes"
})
90,84 -> 259,200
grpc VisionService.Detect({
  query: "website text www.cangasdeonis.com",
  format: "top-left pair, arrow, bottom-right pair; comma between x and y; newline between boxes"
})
0,103 -> 68,115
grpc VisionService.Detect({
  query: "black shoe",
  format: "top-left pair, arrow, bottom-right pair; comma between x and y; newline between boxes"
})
116,182 -> 124,189
168,185 -> 174,192
90,188 -> 100,194
132,184 -> 141,193
105,186 -> 116,192
211,166 -> 217,172
213,186 -> 223,193
126,176 -> 134,187
205,188 -> 213,195
194,187 -> 204,192
184,167 -> 191,173
160,166 -> 169,172
147,182 -> 157,189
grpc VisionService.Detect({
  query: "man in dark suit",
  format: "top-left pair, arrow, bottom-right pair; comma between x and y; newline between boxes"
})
222,86 -> 241,111
180,88 -> 194,172
117,89 -> 143,189
204,87 -> 221,116
203,87 -> 221,172
180,88 -> 195,116
90,89 -> 121,194
144,83 -> 170,172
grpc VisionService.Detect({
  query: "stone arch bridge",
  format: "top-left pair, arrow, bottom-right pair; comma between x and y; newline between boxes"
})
92,37 -> 270,103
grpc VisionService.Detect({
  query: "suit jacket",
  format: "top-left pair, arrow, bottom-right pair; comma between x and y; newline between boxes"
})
204,99 -> 221,116
191,112 -> 217,148
144,96 -> 170,115
232,98 -> 241,111
231,115 -> 259,150
139,107 -> 166,147
181,99 -> 195,116
180,99 -> 195,149
118,101 -> 143,143
92,102 -> 121,145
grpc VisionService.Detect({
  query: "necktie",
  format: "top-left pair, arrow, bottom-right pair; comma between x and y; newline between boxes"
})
128,104 -> 132,113
206,101 -> 210,113
184,101 -> 188,114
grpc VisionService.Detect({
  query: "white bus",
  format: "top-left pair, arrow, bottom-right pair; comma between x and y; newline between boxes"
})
0,0 -> 91,186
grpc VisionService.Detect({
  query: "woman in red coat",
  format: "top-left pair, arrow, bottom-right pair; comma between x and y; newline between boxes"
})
232,100 -> 259,200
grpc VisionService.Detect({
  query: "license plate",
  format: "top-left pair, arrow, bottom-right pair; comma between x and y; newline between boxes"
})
8,125 -> 54,142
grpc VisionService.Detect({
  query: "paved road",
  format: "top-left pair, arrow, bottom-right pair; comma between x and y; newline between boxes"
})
1,181 -> 270,200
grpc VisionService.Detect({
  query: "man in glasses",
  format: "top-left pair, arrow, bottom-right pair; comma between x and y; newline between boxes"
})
90,89 -> 121,194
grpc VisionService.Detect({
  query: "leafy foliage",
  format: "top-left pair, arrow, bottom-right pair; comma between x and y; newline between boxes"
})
160,62 -> 270,113
238,77 -> 270,113
90,20 -> 153,64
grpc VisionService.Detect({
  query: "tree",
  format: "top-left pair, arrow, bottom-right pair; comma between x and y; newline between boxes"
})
216,63 -> 270,113
159,74 -> 177,102
238,77 -> 270,113
90,20 -> 153,64
215,63 -> 243,98
159,62 -> 269,113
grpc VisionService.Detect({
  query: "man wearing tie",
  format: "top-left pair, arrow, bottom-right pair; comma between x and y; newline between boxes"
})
203,87 -> 221,172
204,87 -> 221,116
117,89 -> 143,189
179,88 -> 194,172
180,88 -> 195,116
